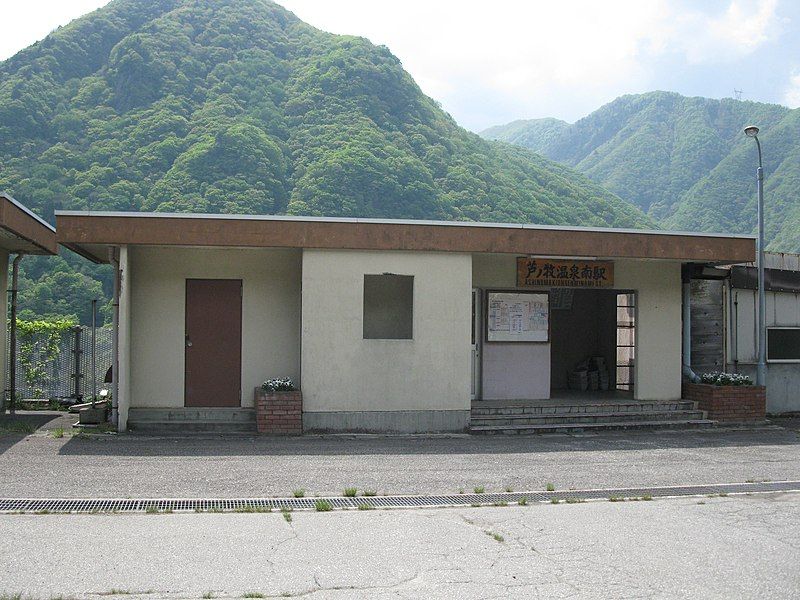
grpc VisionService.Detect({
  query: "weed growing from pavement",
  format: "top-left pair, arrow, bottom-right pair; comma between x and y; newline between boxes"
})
609,496 -> 623,502
362,490 -> 377,497
473,486 -> 485,494
51,427 -> 65,438
145,506 -> 159,514
107,590 -> 131,595
315,499 -> 333,512
492,501 -> 508,507
546,483 -> 555,492
282,509 -> 293,523
642,494 -> 653,501
518,497 -> 528,506
504,486 -> 513,493
470,503 -> 481,508
357,504 -> 374,511
550,498 -> 560,504
202,592 -> 214,599
343,488 -> 357,497
292,489 -> 305,498
565,498 -> 585,504
486,531 -> 504,543
242,594 -> 265,599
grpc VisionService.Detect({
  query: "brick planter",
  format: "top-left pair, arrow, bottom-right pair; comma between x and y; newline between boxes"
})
255,388 -> 303,435
683,383 -> 766,422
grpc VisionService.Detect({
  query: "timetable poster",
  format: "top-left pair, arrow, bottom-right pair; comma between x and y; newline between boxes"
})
486,291 -> 549,342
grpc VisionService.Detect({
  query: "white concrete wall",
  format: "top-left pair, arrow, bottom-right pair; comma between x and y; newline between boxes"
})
472,254 -> 684,401
301,250 -> 472,417
129,246 -> 301,409
615,260 -> 683,400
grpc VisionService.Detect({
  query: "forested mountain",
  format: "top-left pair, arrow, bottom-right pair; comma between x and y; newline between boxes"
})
0,0 -> 653,322
482,92 -> 800,251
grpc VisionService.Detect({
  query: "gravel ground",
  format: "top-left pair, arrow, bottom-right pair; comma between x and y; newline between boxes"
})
0,412 -> 798,498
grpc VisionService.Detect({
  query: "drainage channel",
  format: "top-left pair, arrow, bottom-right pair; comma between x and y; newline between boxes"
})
1,481 -> 798,514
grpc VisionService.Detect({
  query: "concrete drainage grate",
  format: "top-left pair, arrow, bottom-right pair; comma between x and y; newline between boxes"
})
1,481 -> 798,514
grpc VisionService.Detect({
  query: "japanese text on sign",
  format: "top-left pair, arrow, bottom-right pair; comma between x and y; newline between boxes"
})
517,258 -> 614,288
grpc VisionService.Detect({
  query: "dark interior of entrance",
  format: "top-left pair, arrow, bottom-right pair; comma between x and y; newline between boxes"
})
550,289 -> 634,397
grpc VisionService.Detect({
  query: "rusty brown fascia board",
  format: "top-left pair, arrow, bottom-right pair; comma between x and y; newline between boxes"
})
0,194 -> 58,255
54,212 -> 757,264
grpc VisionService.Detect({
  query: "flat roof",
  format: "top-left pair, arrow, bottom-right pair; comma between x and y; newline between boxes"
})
55,210 -> 756,265
0,194 -> 58,255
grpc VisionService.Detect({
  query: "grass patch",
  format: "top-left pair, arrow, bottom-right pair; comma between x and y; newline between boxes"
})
202,593 -> 214,599
546,483 -> 555,492
550,498 -> 560,504
609,496 -> 624,502
470,503 -> 481,508
314,499 -> 333,512
107,590 -> 131,596
504,486 -> 513,493
242,593 -> 265,598
362,490 -> 377,497
343,488 -> 357,497
357,504 -> 374,511
0,421 -> 36,435
518,497 -> 528,506
34,509 -> 50,515
282,509 -> 292,523
491,501 -> 508,507
565,498 -> 585,504
145,506 -> 159,514
642,494 -> 653,501
50,427 -> 65,438
473,486 -> 485,494
292,489 -> 305,498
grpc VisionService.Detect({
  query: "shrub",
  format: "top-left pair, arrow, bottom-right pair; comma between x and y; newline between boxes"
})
700,372 -> 753,386
261,378 -> 296,393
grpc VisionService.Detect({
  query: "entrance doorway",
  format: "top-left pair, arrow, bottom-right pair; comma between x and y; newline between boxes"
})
185,279 -> 242,407
550,288 -> 632,397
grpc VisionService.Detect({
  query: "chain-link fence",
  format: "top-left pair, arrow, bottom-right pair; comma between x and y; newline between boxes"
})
6,325 -> 113,402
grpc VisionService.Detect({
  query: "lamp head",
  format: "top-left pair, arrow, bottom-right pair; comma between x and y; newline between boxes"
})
744,125 -> 760,138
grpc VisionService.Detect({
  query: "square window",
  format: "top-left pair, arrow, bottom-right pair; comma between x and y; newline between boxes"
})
363,274 -> 413,339
767,327 -> 800,362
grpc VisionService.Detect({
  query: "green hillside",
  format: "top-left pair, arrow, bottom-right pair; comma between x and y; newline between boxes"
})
0,0 -> 653,321
482,92 -> 800,251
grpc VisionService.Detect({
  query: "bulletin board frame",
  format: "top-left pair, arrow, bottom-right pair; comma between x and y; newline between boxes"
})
484,289 -> 550,343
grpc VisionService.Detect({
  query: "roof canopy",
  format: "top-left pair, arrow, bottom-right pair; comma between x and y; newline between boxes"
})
55,211 -> 755,265
0,194 -> 57,255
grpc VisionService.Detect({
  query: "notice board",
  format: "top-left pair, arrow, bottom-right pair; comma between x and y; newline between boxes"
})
486,291 -> 549,343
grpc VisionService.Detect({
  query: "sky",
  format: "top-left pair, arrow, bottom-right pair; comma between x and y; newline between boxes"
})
2,0 -> 799,131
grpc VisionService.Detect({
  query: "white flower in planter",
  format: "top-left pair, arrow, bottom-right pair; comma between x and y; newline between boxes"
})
261,377 -> 297,393
700,371 -> 753,387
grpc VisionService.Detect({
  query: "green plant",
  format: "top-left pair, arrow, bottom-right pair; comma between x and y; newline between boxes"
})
504,486 -> 513,493
609,496 -> 623,502
546,483 -> 555,492
486,531 -> 504,542
16,319 -> 76,398
518,497 -> 528,506
292,489 -> 305,498
145,506 -> 159,514
357,504 -> 374,511
202,592 -> 214,599
282,510 -> 292,523
550,498 -> 560,504
0,422 -> 36,435
242,594 -> 265,599
473,486 -> 485,494
362,490 -> 377,497
492,501 -> 508,507
642,494 -> 653,501
314,499 -> 332,512
343,488 -> 357,497
565,498 -> 584,504
51,427 -> 65,439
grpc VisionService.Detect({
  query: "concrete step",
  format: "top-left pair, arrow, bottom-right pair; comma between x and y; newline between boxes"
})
128,408 -> 256,422
470,410 -> 707,427
127,408 -> 257,434
471,401 -> 697,417
128,420 -> 257,433
470,419 -> 716,435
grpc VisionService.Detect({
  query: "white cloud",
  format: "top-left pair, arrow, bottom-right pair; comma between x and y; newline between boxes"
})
783,70 -> 800,107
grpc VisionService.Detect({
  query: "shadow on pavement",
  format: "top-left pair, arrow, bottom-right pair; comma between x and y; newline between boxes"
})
55,422 -> 800,458
0,411 -> 77,454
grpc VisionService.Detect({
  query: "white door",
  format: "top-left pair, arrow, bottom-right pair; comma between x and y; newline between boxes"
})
471,288 -> 482,400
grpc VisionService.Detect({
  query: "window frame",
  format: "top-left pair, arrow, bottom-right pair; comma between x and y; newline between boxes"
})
362,273 -> 414,341
766,326 -> 800,363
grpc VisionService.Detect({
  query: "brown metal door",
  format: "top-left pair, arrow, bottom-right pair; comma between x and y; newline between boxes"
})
185,279 -> 242,407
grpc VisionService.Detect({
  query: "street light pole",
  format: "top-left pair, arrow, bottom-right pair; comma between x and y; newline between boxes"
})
744,126 -> 766,386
